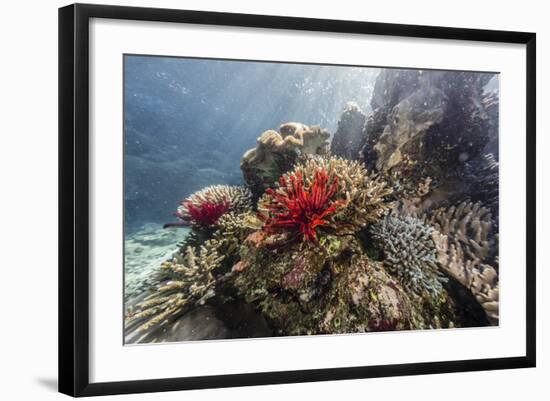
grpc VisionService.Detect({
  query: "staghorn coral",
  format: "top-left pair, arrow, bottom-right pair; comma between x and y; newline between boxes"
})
240,123 -> 330,199
125,242 -> 224,343
257,156 -> 393,246
165,185 -> 252,229
425,201 -> 499,324
370,215 -> 447,297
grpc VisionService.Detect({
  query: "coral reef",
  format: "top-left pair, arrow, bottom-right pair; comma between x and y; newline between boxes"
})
240,123 -> 330,199
165,185 -> 252,229
125,69 -> 500,341
370,215 -> 447,297
425,202 -> 499,324
231,239 -> 458,335
258,156 -> 393,246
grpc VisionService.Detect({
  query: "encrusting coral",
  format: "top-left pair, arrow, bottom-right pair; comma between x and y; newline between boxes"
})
240,123 -> 330,199
425,201 -> 499,324
164,185 -> 252,229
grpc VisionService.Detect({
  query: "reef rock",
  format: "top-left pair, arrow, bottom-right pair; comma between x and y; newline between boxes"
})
359,69 -> 498,185
330,102 -> 367,160
240,122 -> 330,199
125,303 -> 272,344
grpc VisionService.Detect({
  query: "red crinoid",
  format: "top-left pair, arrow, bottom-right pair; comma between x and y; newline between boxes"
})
164,198 -> 230,228
182,200 -> 230,226
260,168 -> 344,243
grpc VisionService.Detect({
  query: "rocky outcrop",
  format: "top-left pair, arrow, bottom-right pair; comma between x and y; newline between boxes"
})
330,102 -> 366,160
359,69 -> 497,179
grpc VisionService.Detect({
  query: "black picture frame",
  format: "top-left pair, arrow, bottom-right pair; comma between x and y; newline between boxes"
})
58,3 -> 536,397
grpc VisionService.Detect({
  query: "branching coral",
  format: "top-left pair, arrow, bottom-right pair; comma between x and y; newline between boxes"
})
165,185 -> 252,229
125,242 -> 224,343
257,156 -> 393,246
425,201 -> 499,324
370,215 -> 447,297
208,211 -> 262,272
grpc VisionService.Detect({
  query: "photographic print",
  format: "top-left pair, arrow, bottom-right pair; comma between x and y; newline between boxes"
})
123,55 -> 499,344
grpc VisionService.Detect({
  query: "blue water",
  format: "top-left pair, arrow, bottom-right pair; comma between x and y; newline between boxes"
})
124,55 -> 380,232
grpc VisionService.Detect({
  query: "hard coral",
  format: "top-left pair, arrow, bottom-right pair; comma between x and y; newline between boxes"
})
165,185 -> 252,229
370,215 -> 447,297
425,201 -> 499,324
258,156 -> 393,246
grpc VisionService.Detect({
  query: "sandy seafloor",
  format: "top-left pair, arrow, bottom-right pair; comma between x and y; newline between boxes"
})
124,224 -> 189,301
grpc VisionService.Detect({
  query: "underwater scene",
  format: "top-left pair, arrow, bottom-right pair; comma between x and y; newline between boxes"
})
124,55 -> 499,344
